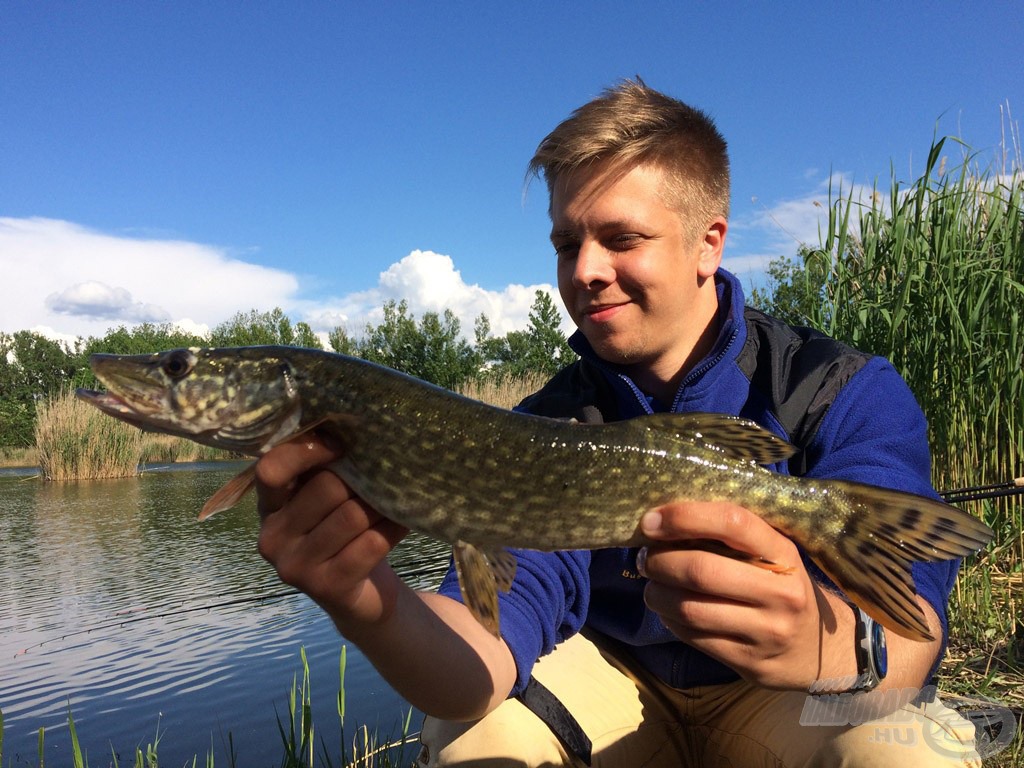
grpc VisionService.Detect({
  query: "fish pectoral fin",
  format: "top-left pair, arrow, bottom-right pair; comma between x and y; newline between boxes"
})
805,479 -> 994,642
452,542 -> 517,637
199,462 -> 258,520
635,412 -> 797,464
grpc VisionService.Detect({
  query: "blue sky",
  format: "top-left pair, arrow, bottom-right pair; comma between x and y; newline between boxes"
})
1,2 -> 1020,344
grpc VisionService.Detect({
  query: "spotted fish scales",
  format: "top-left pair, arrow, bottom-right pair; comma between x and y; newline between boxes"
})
76,345 -> 993,641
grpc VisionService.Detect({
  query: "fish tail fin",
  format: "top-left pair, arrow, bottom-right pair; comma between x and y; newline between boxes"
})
805,479 -> 993,641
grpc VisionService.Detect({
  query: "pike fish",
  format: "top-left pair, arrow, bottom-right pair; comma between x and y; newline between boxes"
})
76,346 -> 993,642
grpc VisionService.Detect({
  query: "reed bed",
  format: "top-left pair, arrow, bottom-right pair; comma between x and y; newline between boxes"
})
34,389 -> 143,481
0,445 -> 37,468
139,433 -> 236,465
31,391 -> 239,480
805,135 -> 1023,760
458,371 -> 552,409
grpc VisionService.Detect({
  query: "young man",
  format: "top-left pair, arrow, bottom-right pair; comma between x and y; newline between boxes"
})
255,80 -> 980,765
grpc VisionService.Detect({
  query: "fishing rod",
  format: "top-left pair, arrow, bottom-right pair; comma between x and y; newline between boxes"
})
941,476 -> 1024,504
14,587 -> 302,657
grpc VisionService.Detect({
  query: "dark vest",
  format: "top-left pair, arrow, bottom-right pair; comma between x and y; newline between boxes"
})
518,307 -> 872,477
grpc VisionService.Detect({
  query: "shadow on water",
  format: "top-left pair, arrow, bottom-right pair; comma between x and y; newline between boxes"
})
0,462 -> 450,766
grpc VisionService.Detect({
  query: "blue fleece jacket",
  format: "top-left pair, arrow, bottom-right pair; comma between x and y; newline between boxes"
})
437,268 -> 956,695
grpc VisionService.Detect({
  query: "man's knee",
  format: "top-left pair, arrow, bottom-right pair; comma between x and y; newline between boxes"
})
808,697 -> 982,767
415,701 -> 575,768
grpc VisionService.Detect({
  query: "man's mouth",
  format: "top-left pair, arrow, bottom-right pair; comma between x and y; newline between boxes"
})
581,302 -> 628,323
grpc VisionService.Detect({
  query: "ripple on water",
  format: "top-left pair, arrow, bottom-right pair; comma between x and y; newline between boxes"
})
0,467 -> 444,765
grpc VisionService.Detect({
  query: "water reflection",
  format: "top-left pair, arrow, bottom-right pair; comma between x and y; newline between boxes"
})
0,464 -> 450,766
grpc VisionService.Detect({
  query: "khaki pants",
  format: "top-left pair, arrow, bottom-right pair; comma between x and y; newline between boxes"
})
416,632 -> 980,767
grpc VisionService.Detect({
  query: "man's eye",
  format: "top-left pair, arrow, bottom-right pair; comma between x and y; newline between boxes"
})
553,241 -> 579,257
609,233 -> 642,250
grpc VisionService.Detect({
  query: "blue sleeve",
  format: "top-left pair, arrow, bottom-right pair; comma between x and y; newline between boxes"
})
805,356 -> 958,677
437,548 -> 591,696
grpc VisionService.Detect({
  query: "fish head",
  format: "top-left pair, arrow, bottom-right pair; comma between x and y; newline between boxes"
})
76,347 -> 305,455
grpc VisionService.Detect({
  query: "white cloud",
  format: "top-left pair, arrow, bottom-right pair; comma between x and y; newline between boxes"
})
305,249 -> 570,341
725,172 -> 882,278
0,218 -> 570,348
0,217 -> 299,342
45,281 -> 171,322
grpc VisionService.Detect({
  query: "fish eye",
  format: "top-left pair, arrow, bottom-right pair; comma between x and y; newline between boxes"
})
161,349 -> 196,379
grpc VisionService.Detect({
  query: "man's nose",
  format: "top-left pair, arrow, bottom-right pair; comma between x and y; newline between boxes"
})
572,240 -> 614,290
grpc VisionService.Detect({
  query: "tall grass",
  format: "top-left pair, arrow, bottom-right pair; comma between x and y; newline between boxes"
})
32,390 -> 237,480
458,371 -> 551,409
35,389 -> 143,480
804,132 -> 1024,746
0,647 -> 413,768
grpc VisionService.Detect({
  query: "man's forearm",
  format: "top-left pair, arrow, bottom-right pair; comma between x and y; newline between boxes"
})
330,586 -> 518,721
815,586 -> 941,702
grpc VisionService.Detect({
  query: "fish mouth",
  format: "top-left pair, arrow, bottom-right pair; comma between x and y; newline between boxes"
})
75,388 -> 165,431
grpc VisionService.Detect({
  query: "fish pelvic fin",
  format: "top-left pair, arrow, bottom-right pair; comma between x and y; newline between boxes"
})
199,463 -> 258,520
452,541 -> 517,638
634,412 -> 797,465
806,479 -> 993,641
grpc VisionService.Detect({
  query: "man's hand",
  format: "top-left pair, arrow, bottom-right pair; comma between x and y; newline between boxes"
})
253,434 -> 517,720
255,435 -> 409,630
637,500 -> 845,690
637,501 -> 942,694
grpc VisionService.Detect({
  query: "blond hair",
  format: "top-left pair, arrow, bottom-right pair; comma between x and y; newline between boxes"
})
528,78 -> 730,241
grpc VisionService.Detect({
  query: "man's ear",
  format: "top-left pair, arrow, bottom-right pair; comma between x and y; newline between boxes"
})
697,217 -> 727,279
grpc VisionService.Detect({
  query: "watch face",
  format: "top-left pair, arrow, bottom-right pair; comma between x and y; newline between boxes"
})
872,621 -> 888,679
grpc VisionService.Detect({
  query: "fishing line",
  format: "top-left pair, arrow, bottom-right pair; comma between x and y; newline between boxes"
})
15,477 -> 1018,657
13,587 -> 302,657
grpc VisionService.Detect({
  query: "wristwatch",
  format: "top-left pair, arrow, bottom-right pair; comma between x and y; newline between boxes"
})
851,605 -> 887,692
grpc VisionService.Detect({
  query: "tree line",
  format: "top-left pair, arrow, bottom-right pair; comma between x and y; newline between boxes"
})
0,291 -> 574,447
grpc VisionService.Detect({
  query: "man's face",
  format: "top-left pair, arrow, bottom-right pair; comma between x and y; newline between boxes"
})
550,163 -> 723,386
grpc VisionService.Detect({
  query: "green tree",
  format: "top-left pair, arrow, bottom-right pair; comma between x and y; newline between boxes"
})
478,290 -> 576,377
359,301 -> 478,389
81,322 -> 206,355
747,248 -> 828,328
417,309 -> 479,389
524,290 -> 575,375
328,325 -> 360,356
209,307 -> 323,348
359,300 -> 420,370
0,331 -> 79,446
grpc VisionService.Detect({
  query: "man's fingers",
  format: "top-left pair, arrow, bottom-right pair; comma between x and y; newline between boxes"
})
640,501 -> 794,565
255,435 -> 341,517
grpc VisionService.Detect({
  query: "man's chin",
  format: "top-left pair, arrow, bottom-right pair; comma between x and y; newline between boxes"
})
584,333 -> 645,366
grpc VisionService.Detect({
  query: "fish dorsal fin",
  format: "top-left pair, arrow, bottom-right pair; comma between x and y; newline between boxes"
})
632,412 -> 797,464
452,541 -> 517,637
199,462 -> 258,520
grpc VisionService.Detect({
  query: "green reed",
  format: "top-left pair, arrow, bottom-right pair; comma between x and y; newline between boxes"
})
1,647 -> 412,768
804,132 -> 1023,720
34,389 -> 143,480
32,389 -> 237,480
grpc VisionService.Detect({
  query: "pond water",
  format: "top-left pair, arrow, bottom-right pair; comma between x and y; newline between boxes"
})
0,462 -> 451,766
